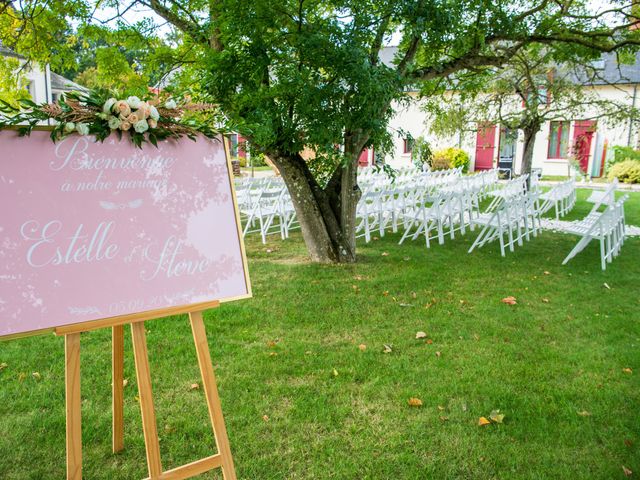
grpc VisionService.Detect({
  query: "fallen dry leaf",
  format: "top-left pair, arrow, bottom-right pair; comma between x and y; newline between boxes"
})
435,351 -> 441,358
0,362 -> 7,371
411,292 -> 417,299
266,340 -> 277,348
383,291 -> 389,297
32,372 -> 41,381
623,465 -> 632,477
544,271 -> 551,275
358,344 -> 367,351
542,298 -> 550,303
478,417 -> 491,426
437,405 -> 445,411
352,285 -> 360,293
17,372 -> 26,382
189,383 -> 200,391
353,275 -> 364,281
398,303 -> 414,307
269,352 -> 278,357
426,339 -> 434,345
439,416 -> 449,422
332,368 -> 339,377
624,439 -> 633,448
408,397 -> 423,407
381,252 -> 389,257
622,368 -> 633,374
501,296 -> 517,305
262,415 -> 269,422
123,379 -> 129,387
415,331 -> 427,339
577,410 -> 591,417
489,409 -> 505,424
382,344 -> 393,353
603,282 -> 611,289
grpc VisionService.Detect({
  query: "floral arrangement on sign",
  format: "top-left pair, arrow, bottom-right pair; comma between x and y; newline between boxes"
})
0,89 -> 221,147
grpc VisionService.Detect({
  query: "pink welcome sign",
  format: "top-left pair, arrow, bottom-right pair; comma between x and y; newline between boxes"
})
0,130 -> 251,338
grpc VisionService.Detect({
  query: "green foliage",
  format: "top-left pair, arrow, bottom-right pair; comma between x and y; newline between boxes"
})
410,136 -> 433,168
0,56 -> 30,108
612,145 -> 640,163
608,159 -> 640,183
431,147 -> 470,172
251,153 -> 267,167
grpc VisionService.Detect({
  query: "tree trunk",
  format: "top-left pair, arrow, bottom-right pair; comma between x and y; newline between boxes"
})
520,124 -> 540,188
268,151 -> 359,263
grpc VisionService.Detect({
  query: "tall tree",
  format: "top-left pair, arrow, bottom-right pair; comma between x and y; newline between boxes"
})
424,44 -> 639,180
1,1 -> 639,262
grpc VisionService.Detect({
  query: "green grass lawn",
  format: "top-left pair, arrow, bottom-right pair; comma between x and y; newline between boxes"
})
1,190 -> 639,479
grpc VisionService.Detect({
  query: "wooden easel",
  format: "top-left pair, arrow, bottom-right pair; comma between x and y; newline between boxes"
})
56,301 -> 237,480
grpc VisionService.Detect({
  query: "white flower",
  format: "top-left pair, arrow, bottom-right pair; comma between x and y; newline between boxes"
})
76,123 -> 90,135
133,119 -> 149,133
164,99 -> 177,109
149,105 -> 160,121
64,122 -> 75,133
103,98 -> 117,114
127,96 -> 142,109
108,116 -> 121,130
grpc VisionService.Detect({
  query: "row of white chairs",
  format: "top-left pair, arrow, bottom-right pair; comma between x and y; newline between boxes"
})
235,178 -> 299,243
562,179 -> 627,270
538,179 -> 577,219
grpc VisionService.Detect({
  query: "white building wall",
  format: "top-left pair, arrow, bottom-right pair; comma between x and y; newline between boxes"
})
385,84 -> 639,177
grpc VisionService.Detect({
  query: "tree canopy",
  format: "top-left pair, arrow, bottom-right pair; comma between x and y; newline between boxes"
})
1,0 -> 639,262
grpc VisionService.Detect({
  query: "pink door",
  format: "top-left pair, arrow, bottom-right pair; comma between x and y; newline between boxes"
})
358,148 -> 370,167
475,124 -> 496,170
572,120 -> 596,172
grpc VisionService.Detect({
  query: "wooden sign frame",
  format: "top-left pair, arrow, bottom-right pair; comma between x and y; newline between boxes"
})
2,131 -> 250,479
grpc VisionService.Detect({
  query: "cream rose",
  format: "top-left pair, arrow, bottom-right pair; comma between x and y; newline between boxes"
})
137,102 -> 150,119
120,121 -> 132,131
127,113 -> 140,124
148,118 -> 158,129
114,100 -> 131,117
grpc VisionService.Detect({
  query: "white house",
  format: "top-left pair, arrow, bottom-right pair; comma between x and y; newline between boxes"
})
0,43 -> 85,104
376,48 -> 640,178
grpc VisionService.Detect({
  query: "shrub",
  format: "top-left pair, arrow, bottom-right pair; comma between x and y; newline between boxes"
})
608,159 -> 640,184
606,146 -> 640,173
430,147 -> 470,172
251,153 -> 267,167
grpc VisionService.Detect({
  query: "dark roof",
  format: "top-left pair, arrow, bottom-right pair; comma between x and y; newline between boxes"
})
575,51 -> 640,85
381,46 -> 640,86
50,71 -> 86,92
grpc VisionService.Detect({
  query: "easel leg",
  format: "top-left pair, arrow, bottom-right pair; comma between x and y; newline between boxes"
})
189,311 -> 238,480
130,322 -> 163,479
112,325 -> 125,453
65,333 -> 82,480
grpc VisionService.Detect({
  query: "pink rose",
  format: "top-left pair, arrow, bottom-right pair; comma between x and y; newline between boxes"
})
148,118 -> 157,129
120,121 -> 132,131
127,113 -> 140,124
